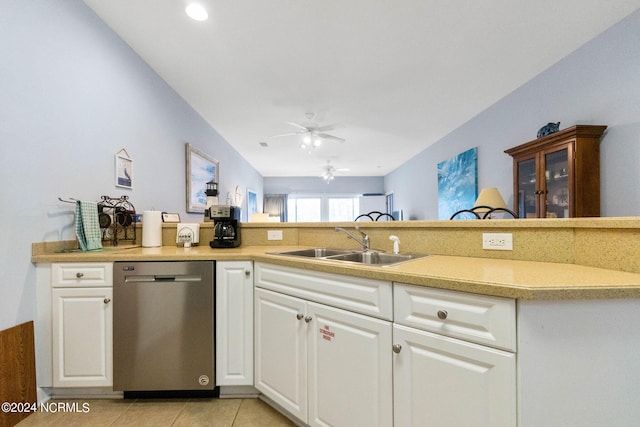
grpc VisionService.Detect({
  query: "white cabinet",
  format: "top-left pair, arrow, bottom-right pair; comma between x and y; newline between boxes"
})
51,263 -> 113,388
393,325 -> 515,426
393,283 -> 517,427
307,300 -> 392,427
255,288 -> 307,419
254,263 -> 393,427
216,261 -> 254,387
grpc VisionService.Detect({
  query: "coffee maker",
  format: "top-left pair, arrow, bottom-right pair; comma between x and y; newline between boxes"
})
204,181 -> 219,222
209,205 -> 241,248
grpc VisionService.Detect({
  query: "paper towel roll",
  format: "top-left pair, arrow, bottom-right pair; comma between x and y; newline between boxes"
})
142,210 -> 163,247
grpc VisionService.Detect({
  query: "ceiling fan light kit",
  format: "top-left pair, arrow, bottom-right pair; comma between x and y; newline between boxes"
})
300,134 -> 322,150
320,161 -> 349,183
272,113 -> 345,150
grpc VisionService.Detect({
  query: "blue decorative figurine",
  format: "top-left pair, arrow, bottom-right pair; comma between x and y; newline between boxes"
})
537,122 -> 560,138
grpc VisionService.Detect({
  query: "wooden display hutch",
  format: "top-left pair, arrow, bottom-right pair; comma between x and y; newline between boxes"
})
505,125 -> 606,218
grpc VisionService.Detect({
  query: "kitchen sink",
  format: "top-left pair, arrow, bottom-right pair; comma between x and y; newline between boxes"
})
270,248 -> 427,267
325,251 -> 426,266
269,248 -> 357,258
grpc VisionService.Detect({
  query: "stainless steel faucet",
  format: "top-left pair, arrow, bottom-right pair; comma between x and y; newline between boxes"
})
335,226 -> 370,251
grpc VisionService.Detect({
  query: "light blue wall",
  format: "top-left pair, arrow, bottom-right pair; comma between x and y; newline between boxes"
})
386,10 -> 640,220
0,0 -> 262,330
264,176 -> 384,195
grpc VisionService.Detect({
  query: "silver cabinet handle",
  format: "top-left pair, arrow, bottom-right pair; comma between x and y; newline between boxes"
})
437,310 -> 448,320
392,344 -> 402,354
304,315 -> 313,323
245,269 -> 251,277
103,298 -> 111,304
76,272 -> 84,278
296,313 -> 304,320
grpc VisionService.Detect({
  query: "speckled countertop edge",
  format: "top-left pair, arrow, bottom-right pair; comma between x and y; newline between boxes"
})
31,244 -> 640,301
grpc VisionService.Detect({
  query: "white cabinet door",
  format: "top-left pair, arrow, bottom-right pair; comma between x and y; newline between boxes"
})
393,324 -> 516,427
51,287 -> 113,387
255,288 -> 308,421
307,302 -> 392,427
216,261 -> 254,386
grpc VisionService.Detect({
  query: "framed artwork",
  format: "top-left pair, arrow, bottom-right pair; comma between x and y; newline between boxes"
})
115,148 -> 133,189
437,147 -> 478,220
186,143 -> 219,213
247,188 -> 258,218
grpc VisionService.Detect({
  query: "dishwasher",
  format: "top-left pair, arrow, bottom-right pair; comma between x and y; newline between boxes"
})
113,261 -> 215,395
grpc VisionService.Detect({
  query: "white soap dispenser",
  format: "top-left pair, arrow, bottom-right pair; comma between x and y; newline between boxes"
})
389,235 -> 400,254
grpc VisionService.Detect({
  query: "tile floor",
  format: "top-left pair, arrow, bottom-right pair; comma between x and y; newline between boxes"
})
16,398 -> 296,426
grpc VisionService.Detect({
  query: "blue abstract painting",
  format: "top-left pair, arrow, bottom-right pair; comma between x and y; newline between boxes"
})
437,147 -> 478,220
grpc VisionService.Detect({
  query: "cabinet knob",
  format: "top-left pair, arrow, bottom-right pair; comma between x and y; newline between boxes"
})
437,310 -> 448,320
296,313 -> 304,320
76,272 -> 84,278
304,315 -> 313,323
103,298 -> 111,304
392,344 -> 402,354
245,270 -> 251,277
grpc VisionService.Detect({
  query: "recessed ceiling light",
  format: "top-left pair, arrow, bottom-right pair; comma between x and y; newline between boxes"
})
185,4 -> 208,21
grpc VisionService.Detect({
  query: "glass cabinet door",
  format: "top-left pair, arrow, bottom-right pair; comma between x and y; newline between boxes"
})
516,158 -> 537,218
543,149 -> 569,218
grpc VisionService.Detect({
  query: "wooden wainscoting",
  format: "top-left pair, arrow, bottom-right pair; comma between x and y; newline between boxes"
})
0,321 -> 37,427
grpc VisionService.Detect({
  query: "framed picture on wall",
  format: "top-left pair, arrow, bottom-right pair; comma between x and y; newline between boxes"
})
437,147 -> 478,220
115,148 -> 133,189
247,188 -> 258,217
186,143 -> 219,213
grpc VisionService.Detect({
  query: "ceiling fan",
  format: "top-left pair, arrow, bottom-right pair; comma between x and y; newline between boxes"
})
320,160 -> 350,182
271,112 -> 345,149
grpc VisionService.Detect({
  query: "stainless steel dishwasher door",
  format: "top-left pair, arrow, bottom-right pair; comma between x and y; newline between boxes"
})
113,261 -> 214,392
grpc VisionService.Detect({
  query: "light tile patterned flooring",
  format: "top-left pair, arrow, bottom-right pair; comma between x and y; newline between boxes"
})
17,398 -> 296,426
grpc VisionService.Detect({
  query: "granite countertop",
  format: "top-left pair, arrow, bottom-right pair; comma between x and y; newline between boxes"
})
31,244 -> 640,300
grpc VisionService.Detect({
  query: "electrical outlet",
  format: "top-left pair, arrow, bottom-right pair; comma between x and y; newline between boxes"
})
482,233 -> 513,250
267,230 -> 283,241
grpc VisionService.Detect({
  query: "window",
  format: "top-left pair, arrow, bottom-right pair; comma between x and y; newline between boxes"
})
328,198 -> 357,222
288,197 -> 321,222
287,195 -> 360,222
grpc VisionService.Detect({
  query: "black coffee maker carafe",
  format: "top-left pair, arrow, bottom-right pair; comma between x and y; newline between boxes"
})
209,205 -> 241,248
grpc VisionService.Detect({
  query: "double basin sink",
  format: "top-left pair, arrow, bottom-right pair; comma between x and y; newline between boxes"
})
270,247 -> 427,267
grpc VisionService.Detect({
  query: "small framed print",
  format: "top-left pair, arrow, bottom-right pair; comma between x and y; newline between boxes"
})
115,148 -> 133,189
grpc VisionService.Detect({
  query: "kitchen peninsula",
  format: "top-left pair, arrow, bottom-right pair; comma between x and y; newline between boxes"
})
32,218 -> 640,427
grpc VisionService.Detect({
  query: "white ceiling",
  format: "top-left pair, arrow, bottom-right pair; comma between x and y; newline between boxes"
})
83,0 -> 640,177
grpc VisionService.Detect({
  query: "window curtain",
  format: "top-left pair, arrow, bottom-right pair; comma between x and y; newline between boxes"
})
264,194 -> 288,222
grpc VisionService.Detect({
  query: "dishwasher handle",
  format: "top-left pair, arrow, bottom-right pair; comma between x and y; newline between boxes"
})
123,274 -> 202,283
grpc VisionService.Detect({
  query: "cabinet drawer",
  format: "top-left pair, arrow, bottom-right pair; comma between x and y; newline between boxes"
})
394,283 -> 516,351
52,263 -> 113,287
255,263 -> 392,320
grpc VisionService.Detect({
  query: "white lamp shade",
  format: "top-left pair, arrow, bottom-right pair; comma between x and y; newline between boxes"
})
473,188 -> 508,213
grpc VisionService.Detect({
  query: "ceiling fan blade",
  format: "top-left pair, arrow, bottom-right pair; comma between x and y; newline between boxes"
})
315,123 -> 340,132
270,132 -> 300,138
286,122 -> 309,131
317,133 -> 345,143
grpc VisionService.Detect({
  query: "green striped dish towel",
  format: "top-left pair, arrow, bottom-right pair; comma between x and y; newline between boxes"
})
75,201 -> 103,251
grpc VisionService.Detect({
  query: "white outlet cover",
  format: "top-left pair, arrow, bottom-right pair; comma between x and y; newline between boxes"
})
482,233 -> 513,250
267,230 -> 283,240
